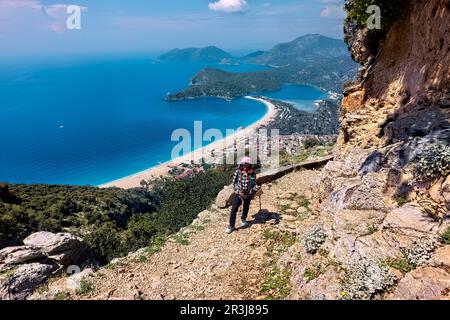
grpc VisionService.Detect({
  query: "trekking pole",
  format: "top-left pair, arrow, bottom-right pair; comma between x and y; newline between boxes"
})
259,194 -> 262,212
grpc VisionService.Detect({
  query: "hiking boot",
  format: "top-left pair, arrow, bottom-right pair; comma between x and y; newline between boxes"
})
240,220 -> 250,228
226,226 -> 235,234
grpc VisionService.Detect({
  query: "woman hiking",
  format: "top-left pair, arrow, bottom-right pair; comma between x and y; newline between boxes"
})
226,157 -> 263,234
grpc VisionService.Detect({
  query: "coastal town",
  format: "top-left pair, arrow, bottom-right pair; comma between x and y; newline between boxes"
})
164,132 -> 336,181
155,97 -> 338,182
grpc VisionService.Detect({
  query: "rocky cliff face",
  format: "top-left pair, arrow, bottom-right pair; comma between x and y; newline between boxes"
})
339,0 -> 449,152
301,0 -> 450,299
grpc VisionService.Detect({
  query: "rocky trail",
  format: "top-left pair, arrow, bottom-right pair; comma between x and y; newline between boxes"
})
22,152 -> 450,301
32,169 -> 321,300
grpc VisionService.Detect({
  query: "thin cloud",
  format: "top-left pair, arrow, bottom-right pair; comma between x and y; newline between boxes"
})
44,4 -> 87,33
0,1 -> 87,33
0,0 -> 42,18
320,4 -> 346,18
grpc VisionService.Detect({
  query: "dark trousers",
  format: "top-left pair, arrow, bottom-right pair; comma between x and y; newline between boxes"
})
229,193 -> 252,228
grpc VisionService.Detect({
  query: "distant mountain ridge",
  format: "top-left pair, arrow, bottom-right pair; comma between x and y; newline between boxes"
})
164,34 -> 359,100
159,34 -> 350,66
158,46 -> 233,62
244,34 -> 350,66
243,51 -> 265,59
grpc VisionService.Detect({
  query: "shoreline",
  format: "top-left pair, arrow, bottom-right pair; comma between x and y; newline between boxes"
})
100,96 -> 278,189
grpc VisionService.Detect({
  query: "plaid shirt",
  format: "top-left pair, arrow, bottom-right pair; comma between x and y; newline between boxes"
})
232,169 -> 261,198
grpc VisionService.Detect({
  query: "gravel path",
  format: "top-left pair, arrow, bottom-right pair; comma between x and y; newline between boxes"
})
34,169 -> 320,300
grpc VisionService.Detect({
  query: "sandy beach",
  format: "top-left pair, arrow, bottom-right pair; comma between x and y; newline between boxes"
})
100,97 -> 278,189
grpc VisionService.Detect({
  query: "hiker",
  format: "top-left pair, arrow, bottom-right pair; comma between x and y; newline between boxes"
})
226,157 -> 263,234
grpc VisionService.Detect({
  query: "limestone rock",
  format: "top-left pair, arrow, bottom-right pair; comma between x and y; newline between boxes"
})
382,205 -> 441,237
430,246 -> 450,268
339,173 -> 394,212
442,175 -> 450,210
0,263 -> 57,300
0,246 -> 45,269
343,22 -> 380,66
429,177 -> 445,203
197,210 -> 212,221
333,205 -> 445,264
312,148 -> 374,214
290,268 -> 341,300
297,207 -> 307,214
358,150 -> 383,176
66,268 -> 94,291
215,185 -> 234,208
333,209 -> 386,236
282,214 -> 296,222
387,267 -> 450,300
23,232 -> 87,266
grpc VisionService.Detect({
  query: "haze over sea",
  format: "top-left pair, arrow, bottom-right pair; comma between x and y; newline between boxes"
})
0,54 -> 325,186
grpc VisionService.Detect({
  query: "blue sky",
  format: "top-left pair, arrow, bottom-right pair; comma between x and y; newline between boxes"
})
0,0 -> 347,55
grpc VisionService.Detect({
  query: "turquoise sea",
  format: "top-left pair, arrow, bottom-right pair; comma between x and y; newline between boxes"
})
0,54 -> 325,186
262,84 -> 329,112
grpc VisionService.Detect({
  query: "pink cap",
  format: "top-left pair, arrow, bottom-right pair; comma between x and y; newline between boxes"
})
240,157 -> 253,165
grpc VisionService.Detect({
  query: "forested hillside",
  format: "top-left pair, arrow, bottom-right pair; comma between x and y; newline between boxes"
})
0,167 -> 234,263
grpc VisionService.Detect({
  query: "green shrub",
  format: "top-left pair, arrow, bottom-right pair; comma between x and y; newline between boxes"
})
152,167 -> 234,233
54,292 -> 70,300
340,256 -> 396,300
76,279 -> 93,295
402,239 -> 436,267
122,214 -> 158,252
440,227 -> 450,245
0,266 -> 19,279
263,230 -> 296,251
261,229 -> 295,299
366,225 -> 378,235
303,138 -> 324,149
138,255 -> 148,263
146,234 -> 167,255
302,225 -> 327,254
1,166 -> 234,264
345,0 -> 410,31
303,264 -> 324,283
385,257 -> 414,273
415,144 -> 450,181
395,196 -> 408,207
0,184 -> 158,248
84,223 -> 124,263
260,266 -> 292,300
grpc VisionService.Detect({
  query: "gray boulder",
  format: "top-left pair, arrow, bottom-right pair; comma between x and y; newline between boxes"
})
215,185 -> 234,208
0,246 -> 45,270
0,263 -> 57,300
23,232 -> 87,266
66,268 -> 94,291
